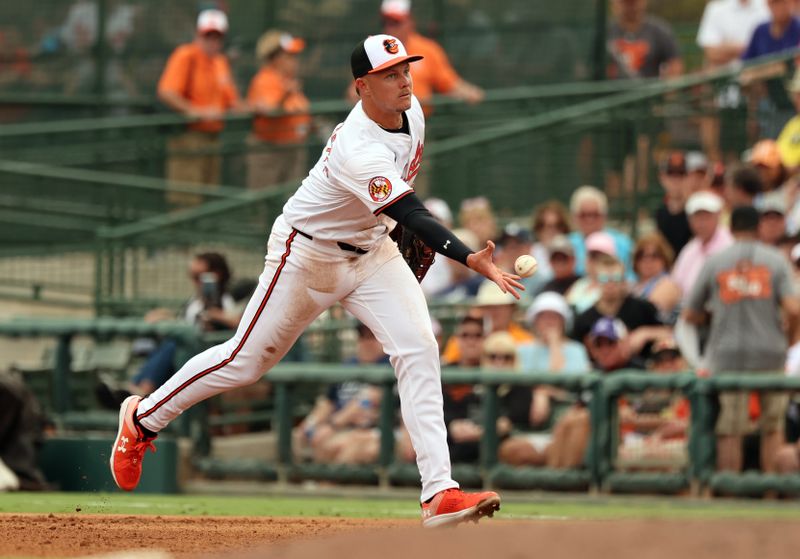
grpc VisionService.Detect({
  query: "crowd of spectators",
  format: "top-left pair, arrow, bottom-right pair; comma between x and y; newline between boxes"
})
13,0 -> 800,491
284,124 -> 800,476
369,120 -> 800,475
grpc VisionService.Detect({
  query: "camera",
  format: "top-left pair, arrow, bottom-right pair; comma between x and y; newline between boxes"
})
199,272 -> 221,309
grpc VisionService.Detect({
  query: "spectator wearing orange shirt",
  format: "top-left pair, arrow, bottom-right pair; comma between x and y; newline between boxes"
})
157,9 -> 242,207
246,30 -> 311,190
379,0 -> 483,112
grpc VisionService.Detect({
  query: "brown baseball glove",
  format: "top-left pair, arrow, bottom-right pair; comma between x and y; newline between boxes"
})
391,225 -> 435,283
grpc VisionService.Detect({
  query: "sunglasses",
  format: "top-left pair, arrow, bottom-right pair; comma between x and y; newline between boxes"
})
597,272 -> 624,284
576,212 -> 603,219
592,337 -> 617,348
485,353 -> 515,362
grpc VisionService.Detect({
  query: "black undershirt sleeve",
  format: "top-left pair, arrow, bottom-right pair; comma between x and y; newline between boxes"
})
381,192 -> 474,266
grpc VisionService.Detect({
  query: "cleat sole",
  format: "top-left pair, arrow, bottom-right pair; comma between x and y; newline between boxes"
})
423,495 -> 501,528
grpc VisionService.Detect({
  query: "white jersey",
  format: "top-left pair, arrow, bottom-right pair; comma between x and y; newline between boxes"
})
696,0 -> 769,49
282,95 -> 425,251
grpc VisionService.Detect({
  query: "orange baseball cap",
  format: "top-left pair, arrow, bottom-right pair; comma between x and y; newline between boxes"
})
256,30 -> 305,60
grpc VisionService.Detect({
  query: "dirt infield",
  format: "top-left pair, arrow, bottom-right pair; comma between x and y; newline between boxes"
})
0,514 -> 412,557
3,514 -> 800,559
247,519 -> 800,559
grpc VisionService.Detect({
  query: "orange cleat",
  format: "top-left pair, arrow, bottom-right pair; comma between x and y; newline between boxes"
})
110,395 -> 156,491
420,488 -> 501,528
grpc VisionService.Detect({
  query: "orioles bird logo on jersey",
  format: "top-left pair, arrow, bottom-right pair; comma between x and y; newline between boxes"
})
368,176 -> 392,202
383,39 -> 399,54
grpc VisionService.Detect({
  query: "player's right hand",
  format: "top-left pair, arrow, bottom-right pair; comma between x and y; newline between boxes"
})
465,241 -> 525,299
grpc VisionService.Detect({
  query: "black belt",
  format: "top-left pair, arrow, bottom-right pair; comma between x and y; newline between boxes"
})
293,228 -> 368,255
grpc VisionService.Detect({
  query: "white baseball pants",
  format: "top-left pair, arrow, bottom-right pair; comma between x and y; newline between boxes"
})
135,215 -> 458,501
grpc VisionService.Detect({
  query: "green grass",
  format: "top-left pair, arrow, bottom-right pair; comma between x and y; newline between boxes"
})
1,492 -> 800,520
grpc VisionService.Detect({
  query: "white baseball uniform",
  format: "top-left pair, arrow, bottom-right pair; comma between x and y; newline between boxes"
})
135,95 -> 459,501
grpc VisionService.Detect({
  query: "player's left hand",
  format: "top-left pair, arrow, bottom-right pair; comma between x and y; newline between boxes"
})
466,241 -> 525,299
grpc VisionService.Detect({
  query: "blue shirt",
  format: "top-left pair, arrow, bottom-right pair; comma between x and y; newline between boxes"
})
742,18 -> 800,60
517,340 -> 592,375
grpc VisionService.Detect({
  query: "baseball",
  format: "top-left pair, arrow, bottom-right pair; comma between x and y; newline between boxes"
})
514,255 -> 538,278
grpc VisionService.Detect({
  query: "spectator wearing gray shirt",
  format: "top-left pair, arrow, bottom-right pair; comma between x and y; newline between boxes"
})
607,0 -> 683,79
683,206 -> 800,474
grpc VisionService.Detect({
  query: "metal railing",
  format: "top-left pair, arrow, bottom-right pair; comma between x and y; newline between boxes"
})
4,313 -> 798,496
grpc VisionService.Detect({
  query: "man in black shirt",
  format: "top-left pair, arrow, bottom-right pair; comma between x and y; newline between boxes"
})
571,258 -> 669,360
655,151 -> 693,256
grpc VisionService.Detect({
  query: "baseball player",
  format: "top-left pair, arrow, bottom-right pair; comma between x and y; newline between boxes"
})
110,34 -> 522,527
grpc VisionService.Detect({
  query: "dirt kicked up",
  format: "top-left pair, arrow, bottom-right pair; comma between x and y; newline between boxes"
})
2,514 -> 800,559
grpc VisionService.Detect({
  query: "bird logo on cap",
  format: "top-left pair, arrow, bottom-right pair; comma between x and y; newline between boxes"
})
383,38 -> 399,54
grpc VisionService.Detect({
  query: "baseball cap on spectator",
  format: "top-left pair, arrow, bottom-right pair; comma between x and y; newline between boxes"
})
589,317 -> 627,342
685,191 -> 723,215
547,235 -> 574,257
475,280 -> 517,307
256,30 -> 305,61
661,151 -> 686,176
750,139 -> 783,169
424,198 -> 453,226
197,9 -> 228,34
686,151 -> 709,174
585,231 -> 617,258
351,34 -> 423,79
759,192 -> 786,216
498,222 -> 532,245
525,291 -> 572,330
381,0 -> 412,21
